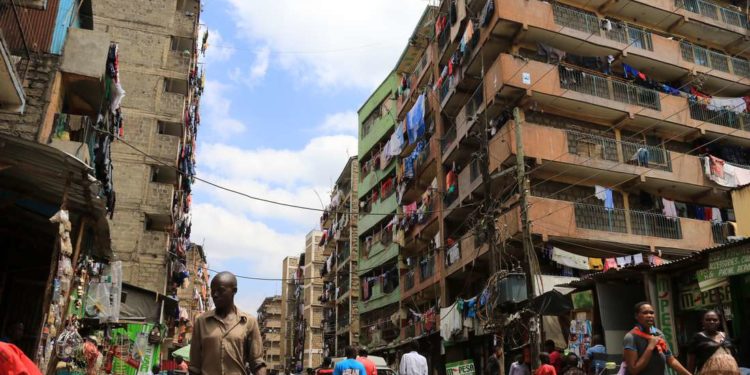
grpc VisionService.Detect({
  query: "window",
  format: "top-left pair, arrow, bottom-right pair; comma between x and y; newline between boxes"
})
158,121 -> 182,137
164,78 -> 188,95
150,165 -> 178,184
170,36 -> 194,52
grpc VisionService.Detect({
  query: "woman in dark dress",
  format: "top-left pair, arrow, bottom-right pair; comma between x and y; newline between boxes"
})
686,310 -> 739,375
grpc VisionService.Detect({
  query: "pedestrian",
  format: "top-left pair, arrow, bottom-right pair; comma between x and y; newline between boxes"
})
334,346 -> 367,375
486,345 -> 503,375
509,354 -> 530,375
357,348 -> 377,375
400,341 -> 428,375
686,310 -> 740,375
189,271 -> 266,375
535,352 -> 556,375
584,334 -> 607,374
317,357 -> 334,375
560,353 -> 584,375
544,340 -> 563,374
622,301 -> 690,375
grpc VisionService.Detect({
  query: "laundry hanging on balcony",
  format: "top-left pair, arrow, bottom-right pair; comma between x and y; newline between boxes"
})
622,63 -> 681,96
406,94 -> 426,144
706,96 -> 748,114
702,155 -> 750,187
594,185 -> 614,209
551,247 -> 590,270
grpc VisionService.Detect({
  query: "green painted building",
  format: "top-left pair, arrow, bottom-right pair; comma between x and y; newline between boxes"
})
356,72 -> 402,350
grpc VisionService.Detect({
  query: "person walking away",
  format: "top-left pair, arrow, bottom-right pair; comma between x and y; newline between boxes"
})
544,340 -> 563,374
687,310 -> 740,375
317,357 -> 334,375
487,345 -> 503,375
509,354 -> 530,375
357,348 -> 377,375
585,335 -> 607,374
560,353 -> 585,375
622,302 -> 690,375
334,346 -> 367,375
535,353 -> 556,375
400,341 -> 428,375
189,271 -> 266,375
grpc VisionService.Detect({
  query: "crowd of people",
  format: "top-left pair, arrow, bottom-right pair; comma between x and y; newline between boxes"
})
493,302 -> 742,375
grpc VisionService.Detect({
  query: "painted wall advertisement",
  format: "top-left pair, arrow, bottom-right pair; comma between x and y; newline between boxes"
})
446,360 -> 475,375
105,323 -> 161,375
655,275 -> 678,356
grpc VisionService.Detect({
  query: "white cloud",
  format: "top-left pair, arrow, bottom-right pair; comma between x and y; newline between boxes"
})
250,46 -> 271,81
317,111 -> 358,135
225,0 -> 429,89
201,80 -> 246,137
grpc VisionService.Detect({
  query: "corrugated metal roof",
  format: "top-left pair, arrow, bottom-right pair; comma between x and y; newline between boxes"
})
0,0 -> 60,54
0,133 -> 111,257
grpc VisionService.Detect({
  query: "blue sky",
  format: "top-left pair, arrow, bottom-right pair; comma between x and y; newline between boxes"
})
191,0 -> 428,313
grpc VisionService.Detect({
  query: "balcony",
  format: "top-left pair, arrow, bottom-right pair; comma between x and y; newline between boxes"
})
59,29 -> 113,114
160,92 -> 185,117
152,134 -> 181,163
359,162 -> 396,202
676,0 -> 748,30
687,100 -> 750,131
359,114 -> 395,159
146,182 -> 175,214
46,114 -> 97,168
444,234 -> 489,276
165,50 -> 192,72
680,41 -> 750,79
484,53 -> 750,142
487,122 -> 720,200
403,270 -> 416,292
501,196 -> 723,252
173,12 -> 198,37
457,159 -> 483,205
558,0 -> 750,52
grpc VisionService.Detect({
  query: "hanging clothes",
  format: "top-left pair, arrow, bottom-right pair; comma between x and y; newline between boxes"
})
604,189 -> 614,210
711,207 -> 722,222
407,94 -> 426,144
536,42 -> 566,64
707,97 -> 747,113
594,185 -> 607,201
662,198 -> 677,218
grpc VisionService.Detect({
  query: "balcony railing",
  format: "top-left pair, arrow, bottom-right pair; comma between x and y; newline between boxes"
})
574,203 -> 683,239
419,256 -> 435,282
552,3 -> 653,50
676,0 -> 748,29
438,24 -> 450,53
711,221 -> 732,244
442,124 -> 458,152
412,50 -> 430,91
559,65 -> 661,110
338,279 -> 350,297
438,75 -> 453,104
688,100 -> 750,130
404,270 -> 415,291
337,246 -> 351,265
679,41 -> 750,78
566,130 -> 672,171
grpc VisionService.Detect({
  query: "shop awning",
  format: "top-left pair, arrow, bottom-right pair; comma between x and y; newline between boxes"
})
0,134 -> 112,258
527,289 -> 574,316
119,283 -> 179,323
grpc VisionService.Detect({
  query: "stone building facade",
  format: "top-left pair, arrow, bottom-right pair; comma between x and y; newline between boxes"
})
258,296 -> 283,375
91,0 -> 202,294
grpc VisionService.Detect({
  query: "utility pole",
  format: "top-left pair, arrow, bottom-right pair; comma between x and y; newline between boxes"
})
513,107 -> 539,367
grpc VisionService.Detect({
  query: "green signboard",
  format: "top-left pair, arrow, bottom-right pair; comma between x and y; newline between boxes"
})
571,290 -> 594,310
108,323 -> 161,375
655,275 -> 678,356
446,360 -> 475,375
697,246 -> 750,281
679,279 -> 731,311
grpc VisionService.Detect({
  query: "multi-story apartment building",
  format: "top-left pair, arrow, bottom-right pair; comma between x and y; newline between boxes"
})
92,0 -> 203,295
280,256 -> 299,372
258,296 -> 283,375
358,0 -> 749,365
301,230 -> 324,369
356,72 -> 404,351
319,156 -> 360,357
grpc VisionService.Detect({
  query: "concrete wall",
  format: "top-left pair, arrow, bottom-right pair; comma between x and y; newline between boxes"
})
732,186 -> 750,237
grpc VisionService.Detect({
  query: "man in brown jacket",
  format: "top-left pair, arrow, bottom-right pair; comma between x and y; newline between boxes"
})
189,272 -> 266,375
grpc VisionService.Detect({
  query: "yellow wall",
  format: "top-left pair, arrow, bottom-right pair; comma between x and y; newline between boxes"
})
731,185 -> 750,236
